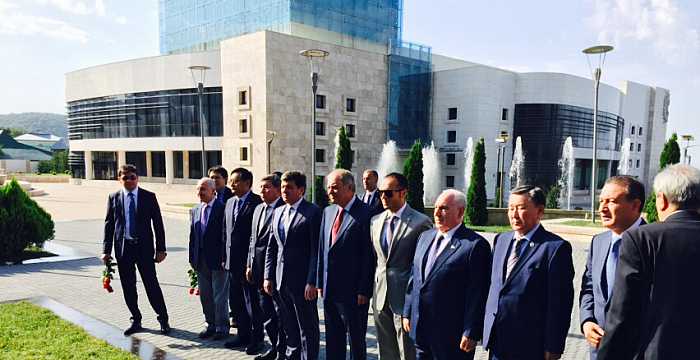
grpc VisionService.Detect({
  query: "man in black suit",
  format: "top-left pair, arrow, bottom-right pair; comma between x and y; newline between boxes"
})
209,165 -> 234,204
598,164 -> 700,360
189,178 -> 228,340
223,168 -> 264,354
245,174 -> 286,360
579,176 -> 645,359
362,169 -> 384,217
264,171 -> 321,360
317,169 -> 374,360
101,164 -> 170,336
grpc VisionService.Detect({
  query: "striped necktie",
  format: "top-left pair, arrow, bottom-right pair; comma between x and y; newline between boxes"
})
505,237 -> 526,280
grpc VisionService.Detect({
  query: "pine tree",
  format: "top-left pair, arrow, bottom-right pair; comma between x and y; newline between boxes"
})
465,138 -> 488,225
644,133 -> 681,223
334,126 -> 353,171
403,140 -> 424,213
314,175 -> 329,208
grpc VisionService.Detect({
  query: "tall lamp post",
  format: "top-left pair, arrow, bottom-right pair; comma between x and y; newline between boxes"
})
189,65 -> 211,178
300,49 -> 329,204
583,45 -> 613,223
495,131 -> 510,208
681,134 -> 695,165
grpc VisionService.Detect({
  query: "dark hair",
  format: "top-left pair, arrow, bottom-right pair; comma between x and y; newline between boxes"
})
385,172 -> 408,189
364,169 -> 378,179
208,165 -> 228,180
605,175 -> 646,211
261,173 -> 281,188
282,171 -> 306,190
273,171 -> 283,178
118,164 -> 138,177
511,185 -> 546,208
231,167 -> 253,185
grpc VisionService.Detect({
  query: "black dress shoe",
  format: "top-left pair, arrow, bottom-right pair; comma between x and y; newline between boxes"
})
246,341 -> 265,355
224,335 -> 249,349
212,332 -> 228,340
198,329 -> 215,339
123,322 -> 143,336
159,320 -> 171,335
255,349 -> 278,360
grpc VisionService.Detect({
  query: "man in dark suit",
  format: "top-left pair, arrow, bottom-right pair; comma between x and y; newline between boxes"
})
264,171 -> 321,360
579,176 -> 645,358
402,189 -> 491,360
483,185 -> 574,360
245,174 -> 286,360
101,164 -> 170,336
598,164 -> 700,360
362,169 -> 384,217
209,165 -> 234,204
223,168 -> 264,354
189,178 -> 229,340
372,172 -> 432,360
317,169 -> 374,360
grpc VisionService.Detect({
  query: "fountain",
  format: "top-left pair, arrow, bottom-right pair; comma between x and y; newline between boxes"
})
557,137 -> 574,210
617,138 -> 632,175
376,140 -> 402,179
422,141 -> 441,206
509,136 -> 525,189
463,137 -> 474,193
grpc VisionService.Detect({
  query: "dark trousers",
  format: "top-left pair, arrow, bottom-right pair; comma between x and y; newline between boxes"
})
241,280 -> 265,343
117,243 -> 168,323
323,299 -> 369,360
245,284 -> 286,354
229,270 -> 260,342
278,285 -> 319,360
415,341 -> 474,360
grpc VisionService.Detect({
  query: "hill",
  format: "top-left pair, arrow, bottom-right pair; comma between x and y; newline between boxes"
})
0,113 -> 68,139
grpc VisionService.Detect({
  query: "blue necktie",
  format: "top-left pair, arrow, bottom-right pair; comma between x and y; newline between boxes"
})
606,239 -> 621,299
128,192 -> 137,239
381,216 -> 398,256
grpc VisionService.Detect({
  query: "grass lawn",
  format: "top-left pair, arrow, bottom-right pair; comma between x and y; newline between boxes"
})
468,224 -> 513,233
0,302 -> 137,360
559,220 -> 604,228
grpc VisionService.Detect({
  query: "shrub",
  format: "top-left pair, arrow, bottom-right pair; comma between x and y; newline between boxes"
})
0,179 -> 54,262
465,138 -> 488,225
645,133 -> 681,223
403,140 -> 425,213
37,160 -> 53,174
546,185 -> 560,209
314,175 -> 329,208
334,127 -> 353,171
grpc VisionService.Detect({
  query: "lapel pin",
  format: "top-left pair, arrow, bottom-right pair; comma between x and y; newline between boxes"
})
450,244 -> 456,249
529,242 -> 534,248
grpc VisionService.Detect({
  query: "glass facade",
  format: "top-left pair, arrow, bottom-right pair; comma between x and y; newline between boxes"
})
513,103 -> 624,190
67,87 -> 223,141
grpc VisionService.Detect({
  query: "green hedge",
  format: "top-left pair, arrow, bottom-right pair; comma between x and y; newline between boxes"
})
0,179 -> 54,262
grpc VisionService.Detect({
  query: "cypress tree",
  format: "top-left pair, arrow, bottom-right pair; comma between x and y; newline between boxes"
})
403,140 -> 424,213
465,138 -> 488,225
644,133 -> 681,223
334,126 -> 353,171
314,175 -> 329,208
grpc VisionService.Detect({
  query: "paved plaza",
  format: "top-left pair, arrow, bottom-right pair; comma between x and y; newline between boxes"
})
0,183 -> 592,359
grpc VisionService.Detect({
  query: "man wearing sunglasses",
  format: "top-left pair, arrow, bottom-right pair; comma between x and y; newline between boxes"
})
101,164 -> 170,336
371,172 -> 432,360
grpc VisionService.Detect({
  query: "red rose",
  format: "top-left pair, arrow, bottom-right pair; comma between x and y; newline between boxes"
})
189,288 -> 195,295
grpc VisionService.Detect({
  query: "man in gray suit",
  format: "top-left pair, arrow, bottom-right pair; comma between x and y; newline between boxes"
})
371,172 -> 432,360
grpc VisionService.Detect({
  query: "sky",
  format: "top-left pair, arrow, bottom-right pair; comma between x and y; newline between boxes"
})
0,0 -> 698,160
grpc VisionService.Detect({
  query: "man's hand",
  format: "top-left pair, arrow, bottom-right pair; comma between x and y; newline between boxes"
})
245,268 -> 253,283
154,251 -> 167,263
357,294 -> 368,305
317,288 -> 323,298
459,336 -> 477,353
544,352 -> 562,360
263,280 -> 274,296
100,254 -> 111,264
402,318 -> 411,333
582,321 -> 605,349
304,284 -> 318,301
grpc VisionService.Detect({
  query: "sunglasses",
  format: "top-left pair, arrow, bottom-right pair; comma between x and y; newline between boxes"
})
378,188 -> 405,198
120,175 -> 137,181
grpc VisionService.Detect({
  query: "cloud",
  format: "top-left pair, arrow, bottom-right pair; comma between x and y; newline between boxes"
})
34,0 -> 105,16
587,0 -> 700,65
114,15 -> 127,25
0,6 -> 88,43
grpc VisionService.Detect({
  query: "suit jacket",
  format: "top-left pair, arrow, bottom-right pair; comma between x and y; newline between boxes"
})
598,210 -> 700,360
363,190 -> 384,218
317,198 -> 374,302
264,199 -> 321,294
247,197 -> 285,286
189,200 -> 225,271
579,220 -> 646,359
371,205 -> 432,314
402,225 -> 492,346
103,187 -> 165,260
483,225 -> 574,358
223,192 -> 263,274
217,186 -> 234,205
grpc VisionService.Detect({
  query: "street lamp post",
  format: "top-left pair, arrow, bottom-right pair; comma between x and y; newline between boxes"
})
300,49 -> 329,204
583,45 -> 613,223
189,65 -> 211,178
681,135 -> 695,165
495,131 -> 510,208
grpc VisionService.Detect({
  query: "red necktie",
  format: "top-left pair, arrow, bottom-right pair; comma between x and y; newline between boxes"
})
331,208 -> 344,245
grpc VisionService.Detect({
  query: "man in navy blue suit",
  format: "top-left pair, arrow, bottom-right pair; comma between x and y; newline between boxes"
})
483,185 -> 574,360
362,169 -> 384,217
317,169 -> 374,360
189,178 -> 229,340
402,189 -> 492,360
579,176 -> 645,359
208,165 -> 233,204
264,171 -> 321,360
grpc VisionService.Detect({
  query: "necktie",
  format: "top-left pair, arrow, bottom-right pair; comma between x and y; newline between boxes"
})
234,198 -> 244,220
381,216 -> 398,256
127,192 -> 137,239
200,203 -> 209,237
277,207 -> 287,243
365,193 -> 371,204
258,204 -> 268,233
606,238 -> 621,299
331,208 -> 344,246
284,206 -> 295,235
505,237 -> 526,280
424,235 -> 445,277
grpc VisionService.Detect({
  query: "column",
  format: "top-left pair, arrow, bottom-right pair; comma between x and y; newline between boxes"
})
117,151 -> 126,168
84,151 -> 94,180
183,151 -> 190,179
146,151 -> 153,178
165,150 -> 174,184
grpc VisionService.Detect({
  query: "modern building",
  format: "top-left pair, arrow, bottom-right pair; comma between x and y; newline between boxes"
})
67,0 -> 667,208
14,132 -> 67,152
0,130 -> 53,173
